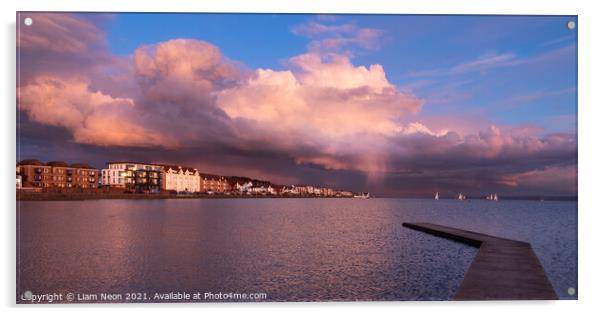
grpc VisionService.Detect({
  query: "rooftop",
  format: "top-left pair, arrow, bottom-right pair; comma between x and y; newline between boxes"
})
18,159 -> 43,166
163,165 -> 198,173
107,161 -> 163,167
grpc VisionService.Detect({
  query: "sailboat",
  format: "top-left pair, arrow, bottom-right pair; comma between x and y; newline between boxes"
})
457,193 -> 466,200
435,192 -> 439,200
486,193 -> 498,201
353,192 -> 371,199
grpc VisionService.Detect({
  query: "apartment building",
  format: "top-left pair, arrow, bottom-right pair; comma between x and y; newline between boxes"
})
161,165 -> 201,193
200,174 -> 231,193
18,159 -> 99,189
101,162 -> 162,192
234,181 -> 253,193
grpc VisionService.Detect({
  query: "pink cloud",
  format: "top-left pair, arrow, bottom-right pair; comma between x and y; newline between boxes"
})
18,13 -> 105,54
18,77 -> 173,147
216,52 -> 423,174
17,13 -> 114,85
499,165 -> 577,194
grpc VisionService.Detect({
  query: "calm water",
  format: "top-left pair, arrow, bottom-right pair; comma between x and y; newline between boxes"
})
16,198 -> 577,302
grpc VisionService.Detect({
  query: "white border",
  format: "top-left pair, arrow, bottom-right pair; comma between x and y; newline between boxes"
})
2,0 -> 601,315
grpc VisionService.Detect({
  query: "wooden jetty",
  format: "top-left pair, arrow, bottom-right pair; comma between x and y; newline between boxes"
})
402,222 -> 558,300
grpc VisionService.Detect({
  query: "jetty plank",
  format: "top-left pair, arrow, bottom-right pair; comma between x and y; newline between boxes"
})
402,222 -> 558,300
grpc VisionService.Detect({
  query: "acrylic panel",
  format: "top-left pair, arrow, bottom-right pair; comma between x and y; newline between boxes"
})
16,12 -> 578,303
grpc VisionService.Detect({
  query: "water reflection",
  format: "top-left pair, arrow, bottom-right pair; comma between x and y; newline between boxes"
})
17,198 -> 576,301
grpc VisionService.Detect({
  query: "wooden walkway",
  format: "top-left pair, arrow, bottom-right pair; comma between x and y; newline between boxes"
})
402,222 -> 558,300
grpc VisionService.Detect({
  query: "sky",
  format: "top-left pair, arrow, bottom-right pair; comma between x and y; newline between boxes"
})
16,13 -> 577,197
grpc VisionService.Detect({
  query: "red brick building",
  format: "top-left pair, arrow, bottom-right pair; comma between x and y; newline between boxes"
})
18,159 -> 99,190
199,174 -> 231,193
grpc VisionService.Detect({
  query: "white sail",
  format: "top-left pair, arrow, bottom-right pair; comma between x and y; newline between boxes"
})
354,192 -> 370,199
435,192 -> 439,200
493,193 -> 498,201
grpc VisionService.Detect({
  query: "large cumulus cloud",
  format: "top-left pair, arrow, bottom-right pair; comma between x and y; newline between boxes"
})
16,13 -> 577,196
18,77 -> 170,147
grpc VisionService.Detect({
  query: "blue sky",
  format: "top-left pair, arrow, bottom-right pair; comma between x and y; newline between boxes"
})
103,13 -> 577,134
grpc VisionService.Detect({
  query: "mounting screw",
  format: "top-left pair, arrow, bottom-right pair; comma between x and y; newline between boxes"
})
22,290 -> 33,300
567,21 -> 576,30
567,287 -> 576,295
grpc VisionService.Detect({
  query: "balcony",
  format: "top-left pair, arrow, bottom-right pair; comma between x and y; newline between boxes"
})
136,171 -> 147,178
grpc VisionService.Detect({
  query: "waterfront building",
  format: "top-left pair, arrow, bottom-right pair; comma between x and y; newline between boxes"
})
306,186 -> 316,195
281,186 -> 298,195
16,164 -> 22,189
161,165 -> 200,193
272,185 -> 285,195
18,159 -> 99,189
200,174 -> 231,193
234,181 -> 253,193
296,185 -> 308,195
101,162 -> 162,192
250,186 -> 268,195
338,191 -> 354,197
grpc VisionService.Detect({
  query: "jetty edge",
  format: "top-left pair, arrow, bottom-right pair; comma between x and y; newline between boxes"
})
402,222 -> 559,300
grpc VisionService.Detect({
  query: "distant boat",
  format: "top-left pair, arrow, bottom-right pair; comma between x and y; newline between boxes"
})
486,193 -> 498,201
354,192 -> 370,199
435,192 -> 439,200
457,193 -> 466,200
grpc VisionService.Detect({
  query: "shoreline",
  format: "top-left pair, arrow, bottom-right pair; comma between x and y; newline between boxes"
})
16,191 -> 355,201
15,192 -> 578,202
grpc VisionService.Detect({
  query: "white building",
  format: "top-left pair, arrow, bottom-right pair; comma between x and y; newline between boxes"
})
101,161 -> 162,192
162,166 -> 200,193
282,186 -> 299,195
250,186 -> 267,195
235,181 -> 253,193
306,186 -> 315,195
